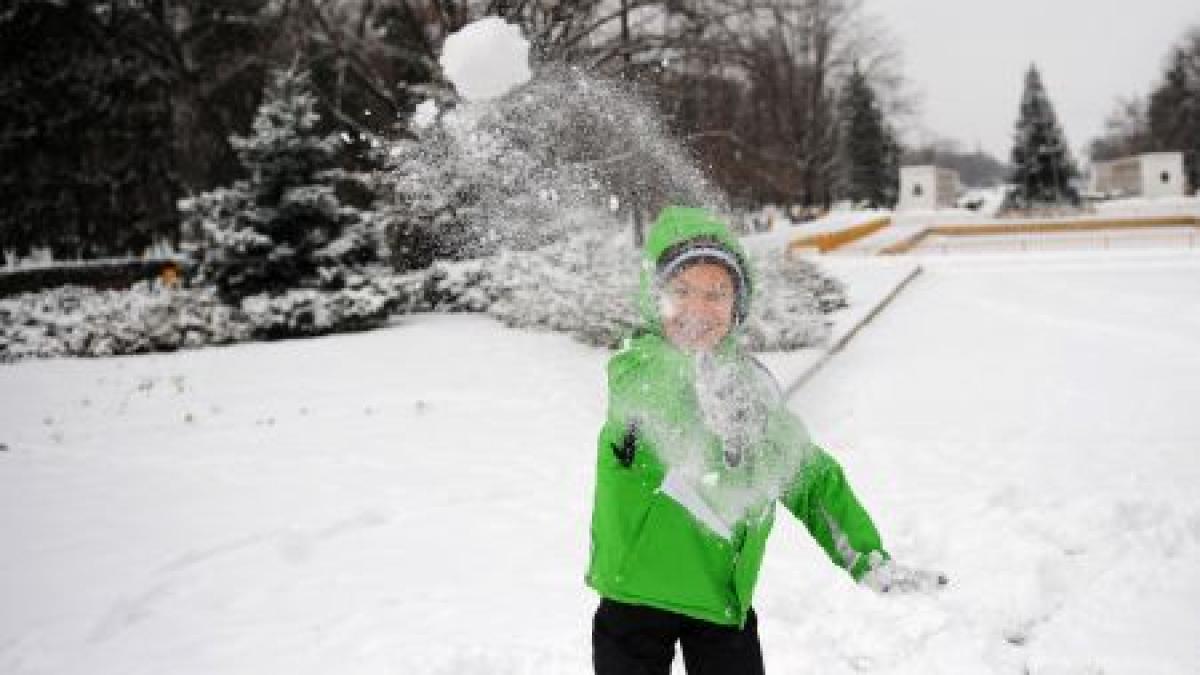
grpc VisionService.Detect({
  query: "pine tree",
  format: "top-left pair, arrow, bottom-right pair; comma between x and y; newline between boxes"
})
1088,96 -> 1152,162
837,67 -> 899,208
1148,39 -> 1200,192
165,0 -> 279,191
181,67 -> 391,337
1005,65 -> 1080,209
880,128 -> 902,206
0,1 -> 180,259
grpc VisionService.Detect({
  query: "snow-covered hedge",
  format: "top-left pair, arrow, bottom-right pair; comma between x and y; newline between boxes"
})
0,276 -> 396,362
741,250 -> 845,351
0,283 -> 248,362
236,273 -> 395,339
385,233 -> 639,347
1,234 -> 846,362
400,233 -> 846,351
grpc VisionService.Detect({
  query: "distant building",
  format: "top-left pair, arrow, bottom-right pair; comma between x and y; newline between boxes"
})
898,166 -> 960,211
1090,152 -> 1186,198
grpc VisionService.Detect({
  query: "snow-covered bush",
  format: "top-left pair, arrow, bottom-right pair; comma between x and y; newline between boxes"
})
393,230 -> 845,351
237,271 -> 398,340
741,250 -> 844,351
0,271 -> 406,362
388,229 -> 638,347
0,240 -> 845,362
485,231 -> 640,347
0,283 -> 251,362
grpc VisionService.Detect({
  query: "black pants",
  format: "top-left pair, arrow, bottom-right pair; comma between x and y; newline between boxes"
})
592,598 -> 766,675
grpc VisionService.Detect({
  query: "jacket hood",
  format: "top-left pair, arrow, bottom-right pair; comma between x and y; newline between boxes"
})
637,206 -> 753,337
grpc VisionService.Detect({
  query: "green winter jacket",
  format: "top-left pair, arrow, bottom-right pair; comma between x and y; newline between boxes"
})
585,206 -> 887,628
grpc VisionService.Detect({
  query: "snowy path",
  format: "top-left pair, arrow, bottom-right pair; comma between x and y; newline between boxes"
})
3,251 -> 1200,673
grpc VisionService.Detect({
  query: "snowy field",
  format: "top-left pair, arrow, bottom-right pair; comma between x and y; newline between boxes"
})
3,250 -> 1200,674
777,249 -> 1200,673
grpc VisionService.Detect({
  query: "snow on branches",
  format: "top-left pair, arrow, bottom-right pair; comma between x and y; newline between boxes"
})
180,67 -> 393,338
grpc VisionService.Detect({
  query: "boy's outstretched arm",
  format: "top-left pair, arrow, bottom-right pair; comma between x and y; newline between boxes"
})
781,445 -> 947,594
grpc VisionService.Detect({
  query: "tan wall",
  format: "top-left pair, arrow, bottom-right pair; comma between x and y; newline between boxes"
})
787,216 -> 892,253
881,216 -> 1200,254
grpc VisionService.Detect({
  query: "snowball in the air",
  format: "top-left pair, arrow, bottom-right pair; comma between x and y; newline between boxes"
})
412,99 -> 438,130
440,17 -> 531,101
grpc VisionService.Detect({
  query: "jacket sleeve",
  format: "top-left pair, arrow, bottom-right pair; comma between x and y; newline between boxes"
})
781,445 -> 888,580
598,346 -> 661,473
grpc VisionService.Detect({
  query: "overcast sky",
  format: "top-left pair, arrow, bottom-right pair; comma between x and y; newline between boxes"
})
866,0 -> 1200,163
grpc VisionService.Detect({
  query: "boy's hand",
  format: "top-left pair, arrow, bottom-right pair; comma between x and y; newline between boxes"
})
611,421 -> 638,468
860,560 -> 948,594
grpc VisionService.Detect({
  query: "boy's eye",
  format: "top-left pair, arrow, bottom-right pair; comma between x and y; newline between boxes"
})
666,286 -> 732,304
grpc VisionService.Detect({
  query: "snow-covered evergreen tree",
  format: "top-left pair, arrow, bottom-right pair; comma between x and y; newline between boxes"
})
837,66 -> 900,208
181,67 -> 392,338
1148,36 -> 1200,192
1005,65 -> 1080,209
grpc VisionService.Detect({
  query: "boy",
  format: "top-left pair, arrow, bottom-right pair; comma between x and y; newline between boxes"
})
586,206 -> 944,674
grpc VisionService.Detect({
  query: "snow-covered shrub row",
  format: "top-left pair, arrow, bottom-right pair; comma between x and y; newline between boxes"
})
0,276 -> 397,362
236,271 -> 395,339
399,232 -> 846,351
0,240 -> 845,361
740,250 -> 844,352
0,283 -> 249,362
485,234 -> 640,348
385,232 -> 639,348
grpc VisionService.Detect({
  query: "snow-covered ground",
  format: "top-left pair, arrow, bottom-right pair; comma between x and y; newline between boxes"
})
3,249 -> 1200,674
1093,195 -> 1200,217
0,317 -> 603,674
777,248 -> 1200,673
757,256 -> 919,388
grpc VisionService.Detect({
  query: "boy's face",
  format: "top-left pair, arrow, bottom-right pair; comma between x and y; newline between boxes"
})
659,262 -> 736,353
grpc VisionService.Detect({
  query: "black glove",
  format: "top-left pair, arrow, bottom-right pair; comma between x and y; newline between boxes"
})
611,421 -> 638,468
